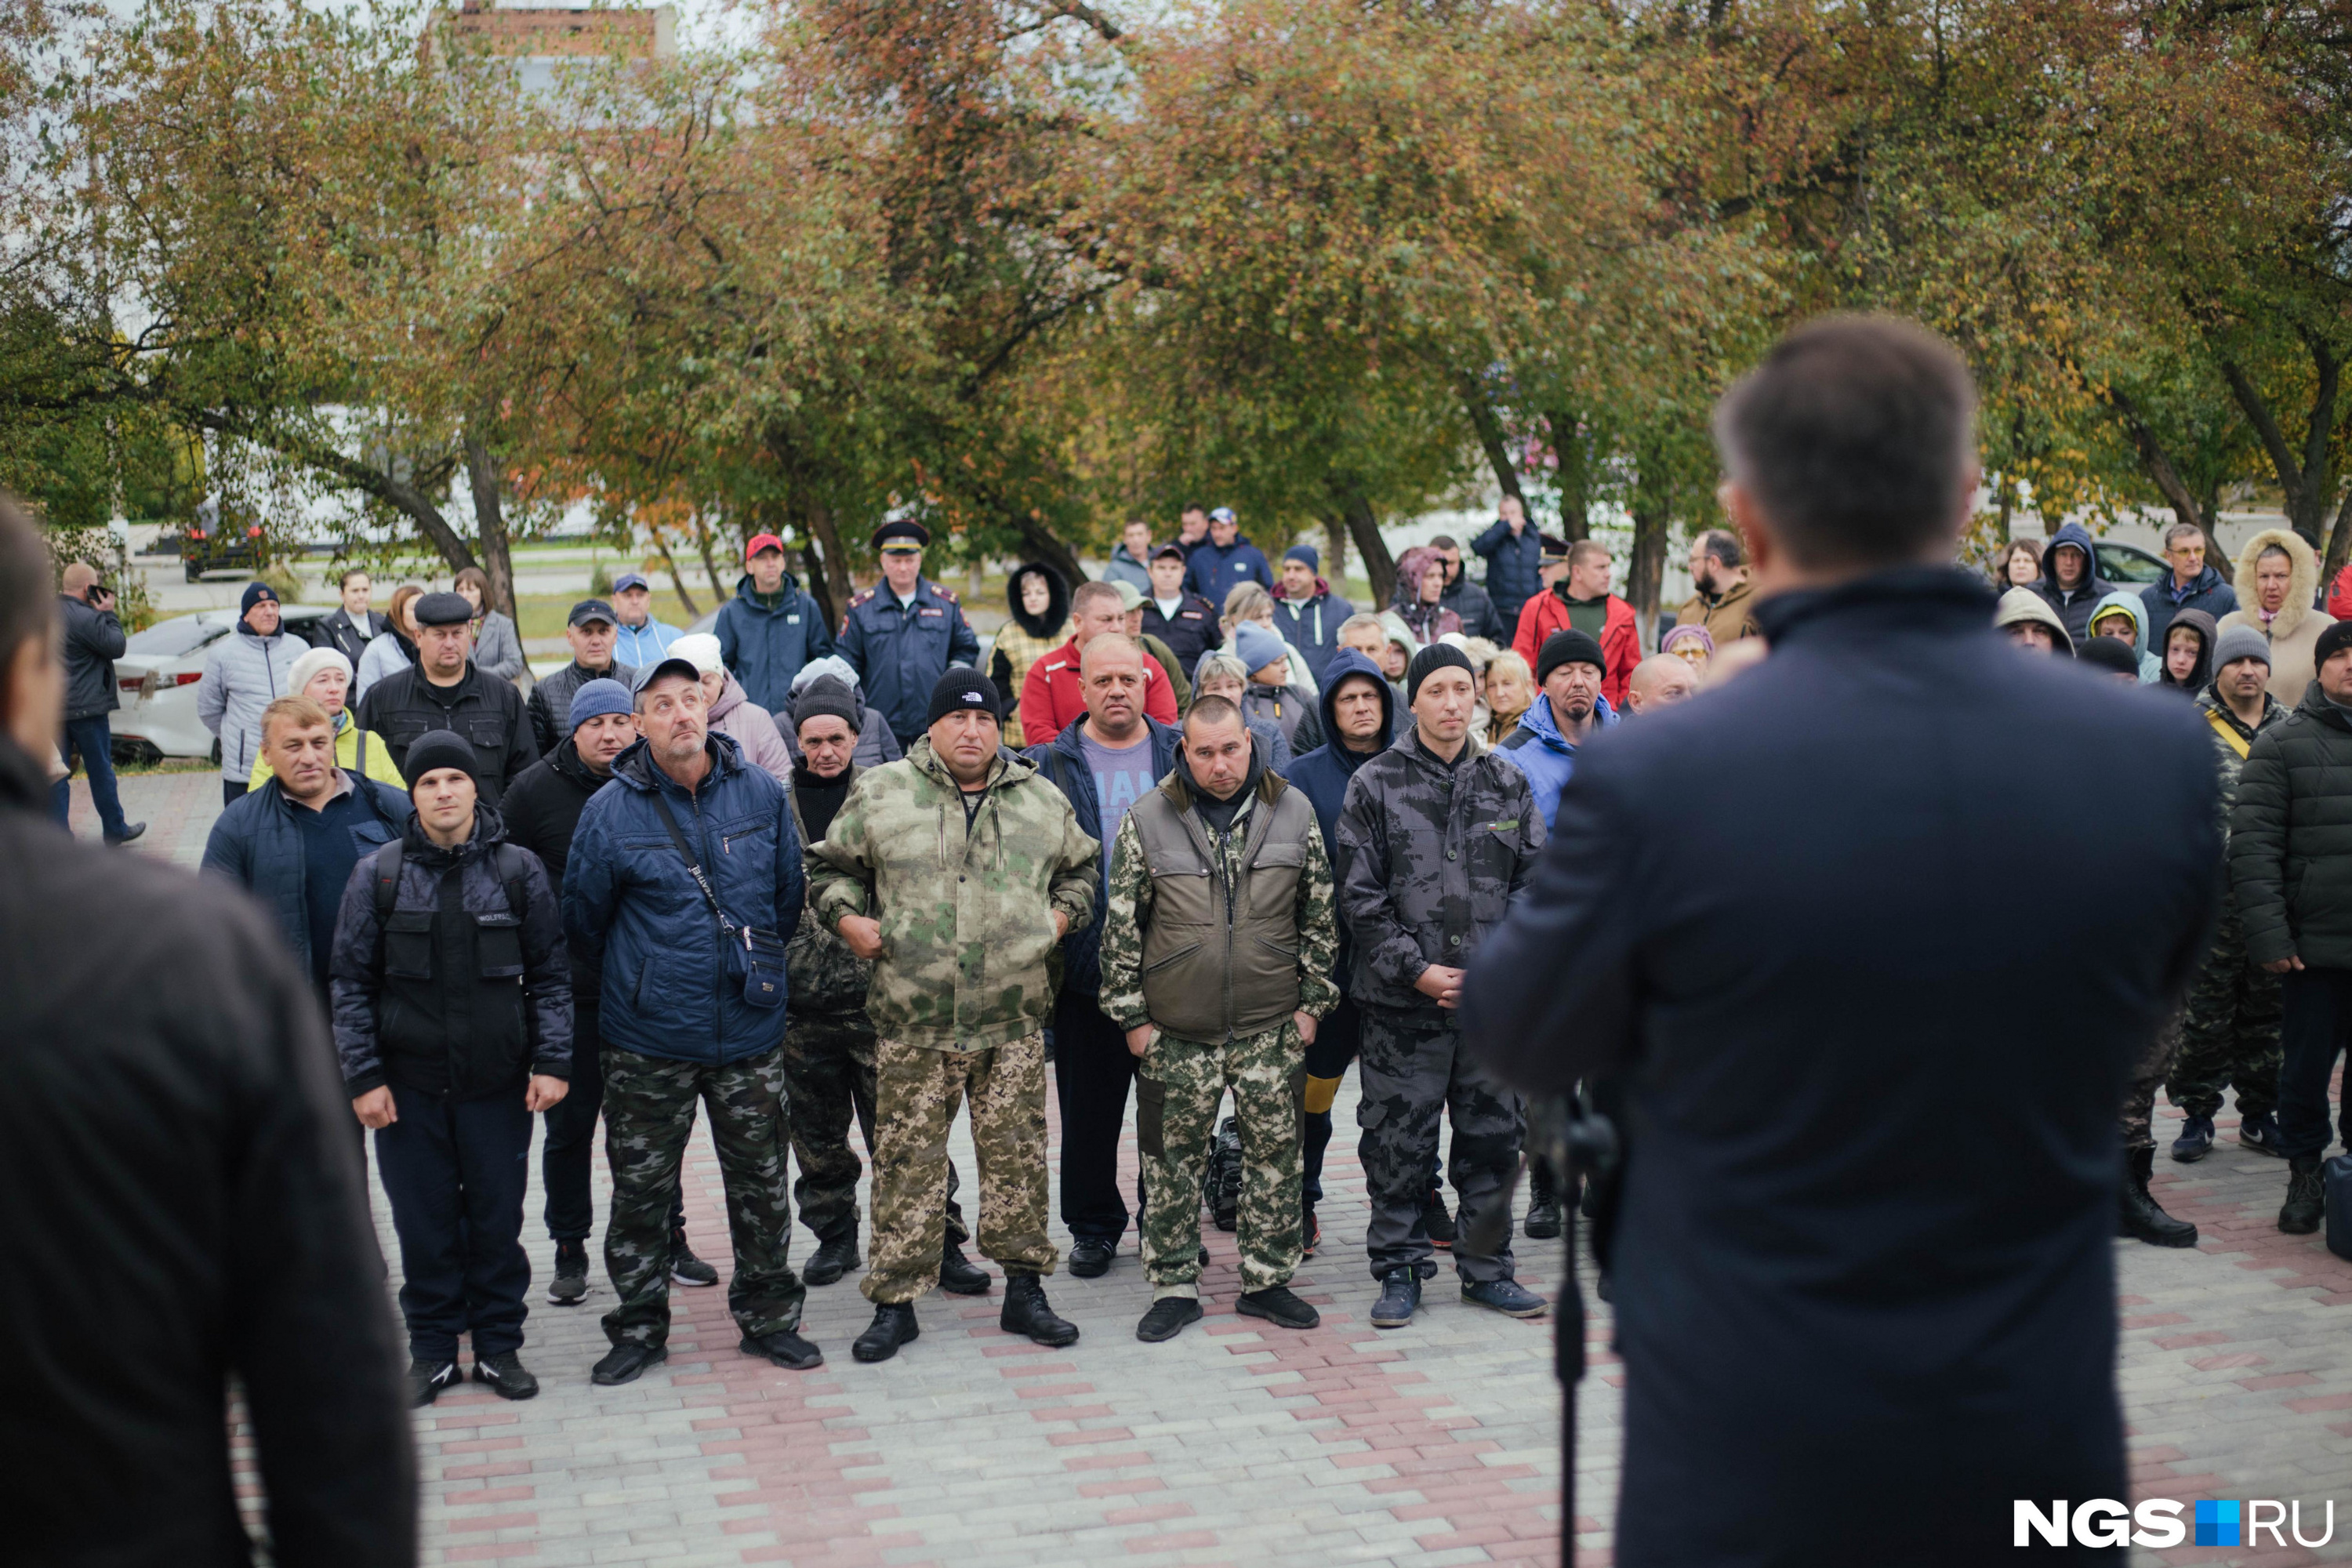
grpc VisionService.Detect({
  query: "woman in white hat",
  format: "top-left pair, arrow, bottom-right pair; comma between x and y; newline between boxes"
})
249,645 -> 406,788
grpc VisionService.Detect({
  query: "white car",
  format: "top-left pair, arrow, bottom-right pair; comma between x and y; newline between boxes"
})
110,605 -> 335,761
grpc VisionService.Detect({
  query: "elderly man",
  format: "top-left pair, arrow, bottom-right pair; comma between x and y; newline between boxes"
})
527,599 -> 637,757
717,532 -> 835,712
1495,630 -> 1620,832
1020,580 -> 1181,745
1029,634 -> 1182,1276
1102,695 -> 1339,1341
809,671 -> 1098,1363
198,581 -> 307,806
1624,654 -> 1698,713
53,561 -> 141,840
608,571 -> 683,667
330,731 -> 573,1406
1337,644 -> 1547,1330
357,590 -> 537,804
563,656 -> 815,1384
840,520 -> 984,748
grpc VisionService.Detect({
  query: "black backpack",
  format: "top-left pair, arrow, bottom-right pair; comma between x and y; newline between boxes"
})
370,838 -> 534,924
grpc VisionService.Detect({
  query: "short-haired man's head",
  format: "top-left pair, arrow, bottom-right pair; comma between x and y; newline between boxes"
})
1567,540 -> 1610,572
1069,580 -> 1124,641
1694,528 -> 1744,571
1712,314 -> 1976,570
1185,694 -> 1243,738
263,694 -> 335,746
2163,521 -> 2205,552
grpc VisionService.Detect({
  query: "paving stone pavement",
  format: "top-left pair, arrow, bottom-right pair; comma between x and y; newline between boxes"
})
64,769 -> 2352,1566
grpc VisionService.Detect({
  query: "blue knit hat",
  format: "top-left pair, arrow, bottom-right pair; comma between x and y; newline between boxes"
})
1233,621 -> 1288,676
568,677 -> 633,731
239,581 -> 280,616
1284,543 -> 1319,572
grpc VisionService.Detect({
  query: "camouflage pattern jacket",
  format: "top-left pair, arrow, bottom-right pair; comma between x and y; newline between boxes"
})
1098,773 -> 1342,1039
1334,731 -> 1544,1022
807,739 -> 1098,1051
787,762 -> 874,1018
2198,685 -> 2284,832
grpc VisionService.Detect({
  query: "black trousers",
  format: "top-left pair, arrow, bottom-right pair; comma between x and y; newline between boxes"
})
543,1000 -> 684,1241
376,1081 -> 532,1361
2278,966 -> 2352,1160
1301,995 -> 1441,1207
1054,988 -> 1143,1243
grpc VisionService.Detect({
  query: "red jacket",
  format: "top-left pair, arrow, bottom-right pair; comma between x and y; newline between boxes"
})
2329,564 -> 2352,623
1020,637 -> 1180,745
1513,589 -> 1639,709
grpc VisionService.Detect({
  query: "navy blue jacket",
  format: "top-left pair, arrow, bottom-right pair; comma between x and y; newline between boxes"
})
1185,535 -> 1272,601
1470,516 -> 1544,626
1279,648 -> 1395,980
2034,520 -> 2119,646
202,772 -> 412,978
1464,568 -> 2220,1566
562,732 -> 804,1065
1490,690 -> 1619,831
1269,582 -> 1356,685
1026,713 -> 1180,996
715,571 -> 835,713
838,578 -> 983,743
2140,561 -> 2238,652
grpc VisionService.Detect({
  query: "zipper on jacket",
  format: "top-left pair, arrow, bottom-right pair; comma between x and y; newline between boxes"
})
690,780 -> 724,1062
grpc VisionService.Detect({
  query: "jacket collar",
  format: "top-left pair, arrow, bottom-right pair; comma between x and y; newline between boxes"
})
909,735 -> 1034,795
612,731 -> 744,795
1752,564 -> 1998,650
402,803 -> 506,868
1516,691 -> 1615,752
2293,681 -> 2352,732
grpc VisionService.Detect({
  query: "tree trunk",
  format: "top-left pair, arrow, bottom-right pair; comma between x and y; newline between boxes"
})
462,435 -> 516,619
648,533 -> 702,619
802,497 -> 855,620
210,413 -> 481,578
801,544 -> 838,634
1546,410 -> 1588,541
692,511 -> 726,609
2221,344 -> 2340,549
1340,492 -> 1397,608
1459,370 -> 1525,507
1626,450 -> 1670,652
1320,514 -> 1349,590
2107,389 -> 2213,536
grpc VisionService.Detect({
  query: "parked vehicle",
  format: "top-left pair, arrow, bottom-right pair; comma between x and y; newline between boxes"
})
180,496 -> 267,582
2093,539 -> 2168,586
110,605 -> 332,761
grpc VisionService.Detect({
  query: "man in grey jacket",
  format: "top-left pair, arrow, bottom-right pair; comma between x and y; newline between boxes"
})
198,581 -> 307,807
53,562 -> 142,842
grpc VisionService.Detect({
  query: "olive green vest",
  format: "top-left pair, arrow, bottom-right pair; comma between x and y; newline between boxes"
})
1127,778 -> 1316,1040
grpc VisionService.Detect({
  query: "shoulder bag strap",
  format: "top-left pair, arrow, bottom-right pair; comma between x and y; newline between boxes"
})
371,839 -> 405,920
648,788 -> 736,939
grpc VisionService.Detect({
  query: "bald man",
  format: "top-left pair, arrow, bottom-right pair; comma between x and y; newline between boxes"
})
1625,654 -> 1698,714
55,561 -> 143,842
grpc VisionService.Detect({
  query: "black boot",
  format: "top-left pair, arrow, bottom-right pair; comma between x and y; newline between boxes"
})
547,1237 -> 590,1305
939,1236 -> 992,1295
851,1302 -> 920,1363
1000,1272 -> 1080,1347
2118,1146 -> 2198,1248
2280,1156 -> 2325,1235
802,1230 -> 860,1287
1523,1163 -> 1562,1240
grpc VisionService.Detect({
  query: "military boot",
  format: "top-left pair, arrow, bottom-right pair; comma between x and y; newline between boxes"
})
802,1230 -> 860,1288
2280,1156 -> 2325,1235
2118,1147 -> 2197,1248
1000,1272 -> 1080,1347
1523,1163 -> 1562,1240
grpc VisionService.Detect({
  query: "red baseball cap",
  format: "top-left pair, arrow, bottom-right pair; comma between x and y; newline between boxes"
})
745,532 -> 785,561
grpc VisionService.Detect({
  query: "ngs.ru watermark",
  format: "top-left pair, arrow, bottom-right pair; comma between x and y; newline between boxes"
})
2015,1497 -> 2336,1548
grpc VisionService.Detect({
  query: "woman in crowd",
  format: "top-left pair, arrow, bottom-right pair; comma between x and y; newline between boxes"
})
1661,622 -> 1714,681
453,566 -> 527,684
353,583 -> 423,702
249,646 -> 405,788
988,562 -> 1070,731
1483,650 -> 1534,747
1391,546 -> 1461,646
1996,538 -> 2043,593
2218,528 -> 2332,703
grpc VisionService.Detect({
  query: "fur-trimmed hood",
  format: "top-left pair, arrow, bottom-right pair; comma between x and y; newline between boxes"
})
2233,527 -> 2321,641
1005,561 -> 1071,641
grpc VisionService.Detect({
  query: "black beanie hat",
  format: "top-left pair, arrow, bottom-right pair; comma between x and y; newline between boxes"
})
2075,637 -> 2141,678
925,668 -> 1002,728
2317,619 -> 2352,670
1536,628 -> 1608,686
403,729 -> 480,793
794,676 -> 862,735
1405,643 -> 1476,706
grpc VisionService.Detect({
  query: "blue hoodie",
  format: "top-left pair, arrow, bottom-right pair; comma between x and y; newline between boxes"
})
1281,648 -> 1396,979
1492,688 -> 1619,830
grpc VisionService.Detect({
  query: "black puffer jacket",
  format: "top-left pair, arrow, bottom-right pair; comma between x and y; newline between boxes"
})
2230,681 -> 2352,969
0,735 -> 413,1567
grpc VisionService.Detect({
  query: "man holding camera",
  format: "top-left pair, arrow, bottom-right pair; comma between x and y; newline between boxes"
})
54,563 -> 143,843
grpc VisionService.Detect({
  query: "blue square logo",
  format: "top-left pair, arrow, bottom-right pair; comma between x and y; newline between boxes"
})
2195,1501 -> 2241,1547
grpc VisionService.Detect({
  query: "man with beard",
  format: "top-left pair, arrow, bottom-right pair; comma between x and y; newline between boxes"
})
1675,529 -> 1762,647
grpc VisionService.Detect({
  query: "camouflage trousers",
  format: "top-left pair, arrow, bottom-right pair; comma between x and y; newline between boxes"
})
2121,1013 -> 2183,1153
1137,1023 -> 1307,1297
2167,908 -> 2283,1123
783,1010 -> 969,1247
600,1044 -> 804,1349
862,1033 -> 1057,1304
1358,1008 -> 1523,1284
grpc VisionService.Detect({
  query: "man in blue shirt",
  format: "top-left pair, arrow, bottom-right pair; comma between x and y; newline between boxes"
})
609,572 -> 684,668
838,520 -> 982,746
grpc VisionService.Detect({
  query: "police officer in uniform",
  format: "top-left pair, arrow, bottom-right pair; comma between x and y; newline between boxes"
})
838,521 -> 983,749
358,590 -> 538,804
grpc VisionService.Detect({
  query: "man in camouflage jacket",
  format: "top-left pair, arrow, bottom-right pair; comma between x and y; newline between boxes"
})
1099,697 -> 1339,1344
805,671 -> 1099,1362
1335,645 -> 1547,1330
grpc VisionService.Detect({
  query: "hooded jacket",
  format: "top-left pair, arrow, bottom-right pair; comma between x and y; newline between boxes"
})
707,672 -> 795,784
715,569 -> 834,713
1512,584 -> 1640,709
2141,560 -> 2237,648
195,619 -> 307,784
1390,546 -> 1463,645
2085,589 -> 2161,682
328,804 -> 573,1100
1026,713 -> 1181,996
203,769 -> 412,979
2033,522 -> 2118,644
528,657 -> 639,757
1270,575 -> 1358,684
612,615 -> 684,670
562,731 -> 804,1066
2230,681 -> 2352,970
60,592 -> 126,720
1994,586 -> 2075,652
807,739 -> 1099,1051
249,706 -> 405,790
2217,527 -> 2335,705
1282,648 -> 1396,979
1471,516 -> 1545,626
1185,533 -> 1274,601
989,562 -> 1070,724
1494,690 -> 1621,831
1239,678 -> 1316,751
2154,608 -> 2218,695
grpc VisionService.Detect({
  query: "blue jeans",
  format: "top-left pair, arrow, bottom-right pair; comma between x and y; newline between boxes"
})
51,714 -> 129,839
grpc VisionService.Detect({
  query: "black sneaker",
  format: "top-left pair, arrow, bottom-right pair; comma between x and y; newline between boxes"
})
1236,1286 -> 1320,1330
939,1237 -> 992,1295
472,1351 -> 539,1400
1423,1190 -> 1457,1250
590,1342 -> 667,1386
802,1232 -> 860,1288
2281,1156 -> 2325,1235
548,1238 -> 590,1305
1068,1238 -> 1116,1278
741,1327 -> 824,1370
1000,1272 -> 1080,1347
1462,1277 -> 1549,1318
2169,1116 -> 2216,1163
1370,1269 -> 1421,1330
407,1357 -> 459,1407
852,1302 -> 919,1363
2241,1114 -> 2289,1158
670,1230 -> 718,1287
1135,1296 -> 1203,1343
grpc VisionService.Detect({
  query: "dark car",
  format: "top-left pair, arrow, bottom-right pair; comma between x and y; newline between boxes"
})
181,496 -> 266,582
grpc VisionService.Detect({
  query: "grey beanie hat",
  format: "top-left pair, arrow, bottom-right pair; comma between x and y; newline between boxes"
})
2212,624 -> 2271,671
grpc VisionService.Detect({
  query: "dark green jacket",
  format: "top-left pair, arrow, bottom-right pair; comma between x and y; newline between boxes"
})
2230,681 -> 2352,968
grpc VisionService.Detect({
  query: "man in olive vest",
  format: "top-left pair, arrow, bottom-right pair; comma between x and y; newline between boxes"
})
1098,695 -> 1341,1343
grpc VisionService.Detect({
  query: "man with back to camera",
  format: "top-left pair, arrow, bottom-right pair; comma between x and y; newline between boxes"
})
1465,316 -> 2221,1566
357,590 -> 537,804
0,496 -> 416,1567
